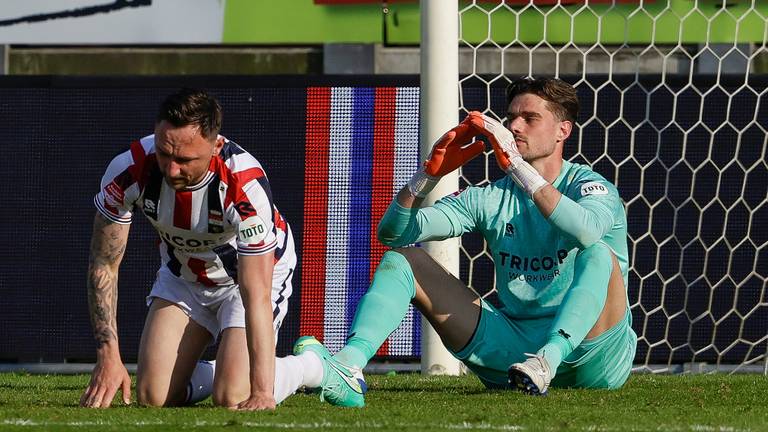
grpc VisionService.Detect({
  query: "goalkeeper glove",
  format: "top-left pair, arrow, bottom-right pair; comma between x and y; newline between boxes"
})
467,111 -> 548,197
407,118 -> 485,198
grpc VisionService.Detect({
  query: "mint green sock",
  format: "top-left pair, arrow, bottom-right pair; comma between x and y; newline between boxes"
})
334,250 -> 416,368
539,243 -> 612,374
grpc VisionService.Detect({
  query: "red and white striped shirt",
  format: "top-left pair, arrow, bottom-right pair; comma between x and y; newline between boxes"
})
94,135 -> 292,288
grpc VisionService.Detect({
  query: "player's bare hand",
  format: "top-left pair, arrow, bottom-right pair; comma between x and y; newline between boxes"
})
80,358 -> 131,408
233,392 -> 276,411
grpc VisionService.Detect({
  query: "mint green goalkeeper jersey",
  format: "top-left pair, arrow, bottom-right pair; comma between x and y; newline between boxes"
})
378,160 -> 629,319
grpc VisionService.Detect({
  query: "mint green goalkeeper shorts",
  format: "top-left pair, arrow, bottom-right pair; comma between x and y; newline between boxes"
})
451,299 -> 637,389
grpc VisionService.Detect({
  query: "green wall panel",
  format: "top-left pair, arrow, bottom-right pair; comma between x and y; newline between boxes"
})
224,0 -> 384,44
224,1 -> 768,45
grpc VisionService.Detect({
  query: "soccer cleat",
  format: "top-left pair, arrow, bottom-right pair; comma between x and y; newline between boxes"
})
293,336 -> 367,407
508,353 -> 552,396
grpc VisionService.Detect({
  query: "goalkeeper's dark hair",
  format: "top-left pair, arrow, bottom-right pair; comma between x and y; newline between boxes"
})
506,77 -> 579,124
157,88 -> 222,140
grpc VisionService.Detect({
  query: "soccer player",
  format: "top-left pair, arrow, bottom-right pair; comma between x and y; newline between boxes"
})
80,88 -> 322,410
296,77 -> 637,406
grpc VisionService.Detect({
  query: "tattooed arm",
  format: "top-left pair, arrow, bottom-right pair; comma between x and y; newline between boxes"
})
80,212 -> 132,408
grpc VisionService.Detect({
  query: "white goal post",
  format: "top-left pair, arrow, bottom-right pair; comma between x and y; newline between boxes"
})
420,0 -> 767,375
419,0 -> 464,375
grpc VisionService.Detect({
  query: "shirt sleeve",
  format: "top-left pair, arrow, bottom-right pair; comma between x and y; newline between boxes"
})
547,177 -> 624,249
377,187 -> 482,248
93,150 -> 139,224
232,176 -> 278,256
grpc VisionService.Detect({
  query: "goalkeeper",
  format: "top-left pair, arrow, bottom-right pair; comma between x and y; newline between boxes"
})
296,77 -> 637,406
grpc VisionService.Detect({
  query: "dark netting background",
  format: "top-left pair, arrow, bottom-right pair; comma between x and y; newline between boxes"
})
0,75 -> 765,366
458,75 -> 767,366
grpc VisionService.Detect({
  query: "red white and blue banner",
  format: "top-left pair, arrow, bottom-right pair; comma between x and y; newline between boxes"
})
300,86 -> 421,357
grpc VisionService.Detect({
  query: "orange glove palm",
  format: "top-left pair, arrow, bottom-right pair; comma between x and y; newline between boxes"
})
423,120 -> 485,177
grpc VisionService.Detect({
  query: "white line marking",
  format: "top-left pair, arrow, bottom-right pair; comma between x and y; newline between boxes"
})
2,419 -> 754,432
2,418 -> 522,430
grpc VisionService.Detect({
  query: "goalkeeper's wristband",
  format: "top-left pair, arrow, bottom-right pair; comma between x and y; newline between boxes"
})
505,156 -> 549,197
407,170 -> 440,198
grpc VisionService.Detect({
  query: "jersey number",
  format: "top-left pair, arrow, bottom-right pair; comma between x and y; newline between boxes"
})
234,201 -> 256,217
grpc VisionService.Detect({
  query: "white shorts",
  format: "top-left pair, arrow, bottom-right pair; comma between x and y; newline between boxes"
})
147,240 -> 296,340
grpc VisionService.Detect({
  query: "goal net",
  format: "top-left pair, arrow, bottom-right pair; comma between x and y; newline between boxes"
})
451,0 -> 767,374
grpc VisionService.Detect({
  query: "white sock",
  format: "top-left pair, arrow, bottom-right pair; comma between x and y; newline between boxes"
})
274,356 -> 303,404
186,360 -> 215,404
298,351 -> 323,388
272,353 -> 324,404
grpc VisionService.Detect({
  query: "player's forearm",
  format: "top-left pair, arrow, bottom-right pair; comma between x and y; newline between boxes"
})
379,187 -> 460,247
237,253 -> 277,398
87,264 -> 120,354
377,193 -> 427,247
241,287 -> 276,397
532,184 -> 562,218
377,188 -> 422,246
87,213 -> 128,357
395,185 -> 423,209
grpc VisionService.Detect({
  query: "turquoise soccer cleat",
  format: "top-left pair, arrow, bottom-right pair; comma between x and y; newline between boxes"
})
293,336 -> 367,407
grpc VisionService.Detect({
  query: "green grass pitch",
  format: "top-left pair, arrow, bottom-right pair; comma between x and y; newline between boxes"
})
0,372 -> 765,431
